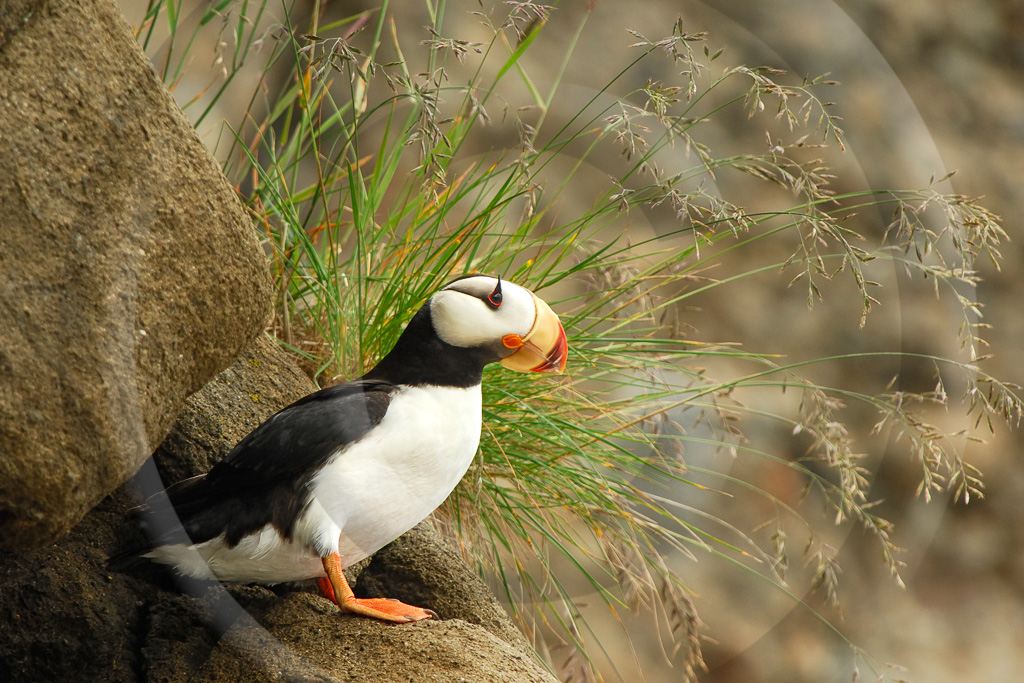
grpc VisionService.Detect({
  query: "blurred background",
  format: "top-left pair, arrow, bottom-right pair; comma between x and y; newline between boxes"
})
120,1 -> 1024,680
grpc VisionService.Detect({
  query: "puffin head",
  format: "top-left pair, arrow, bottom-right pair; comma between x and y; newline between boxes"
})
429,275 -> 567,373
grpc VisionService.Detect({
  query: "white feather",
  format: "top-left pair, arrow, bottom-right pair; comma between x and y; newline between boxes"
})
307,384 -> 482,565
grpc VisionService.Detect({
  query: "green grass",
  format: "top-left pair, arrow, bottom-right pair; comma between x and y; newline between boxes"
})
133,2 -> 1020,680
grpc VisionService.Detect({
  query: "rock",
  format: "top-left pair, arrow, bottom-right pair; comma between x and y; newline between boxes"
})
149,587 -> 557,683
149,334 -> 318,486
358,522 -> 535,653
0,0 -> 272,550
0,495 -> 557,683
0,337 -> 555,682
0,488 -> 146,682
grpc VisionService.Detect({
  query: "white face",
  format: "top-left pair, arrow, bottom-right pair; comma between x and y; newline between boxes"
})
429,275 -> 537,349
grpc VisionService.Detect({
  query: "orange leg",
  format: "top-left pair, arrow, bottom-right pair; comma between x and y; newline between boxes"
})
317,553 -> 437,623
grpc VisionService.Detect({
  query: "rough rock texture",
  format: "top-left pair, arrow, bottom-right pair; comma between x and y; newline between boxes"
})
148,334 -> 320,487
0,336 -> 556,683
0,0 -> 272,550
0,488 -> 144,682
145,587 -> 554,683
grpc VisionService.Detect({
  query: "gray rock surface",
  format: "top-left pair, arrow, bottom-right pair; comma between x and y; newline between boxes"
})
140,545 -> 556,683
0,0 -> 272,550
156,587 -> 555,683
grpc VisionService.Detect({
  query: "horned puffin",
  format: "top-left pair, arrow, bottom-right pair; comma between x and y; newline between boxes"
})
116,275 -> 567,623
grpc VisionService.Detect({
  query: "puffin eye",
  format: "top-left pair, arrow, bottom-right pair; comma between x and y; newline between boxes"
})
485,279 -> 503,310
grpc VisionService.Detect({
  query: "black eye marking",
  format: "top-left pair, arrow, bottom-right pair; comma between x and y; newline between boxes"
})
485,278 -> 503,309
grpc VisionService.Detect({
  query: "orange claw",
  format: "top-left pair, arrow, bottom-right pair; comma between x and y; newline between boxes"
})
318,553 -> 437,623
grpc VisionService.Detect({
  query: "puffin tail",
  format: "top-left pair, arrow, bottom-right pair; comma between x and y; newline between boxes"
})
107,503 -> 160,575
108,472 -> 211,575
107,546 -> 154,573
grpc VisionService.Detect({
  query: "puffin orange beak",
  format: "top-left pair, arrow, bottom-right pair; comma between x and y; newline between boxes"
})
499,294 -> 568,374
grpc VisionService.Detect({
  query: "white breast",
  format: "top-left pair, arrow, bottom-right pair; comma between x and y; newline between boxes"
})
300,383 -> 483,565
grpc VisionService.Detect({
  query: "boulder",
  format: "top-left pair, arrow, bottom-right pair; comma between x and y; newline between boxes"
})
148,334 -> 319,487
143,586 -> 556,683
0,0 -> 272,550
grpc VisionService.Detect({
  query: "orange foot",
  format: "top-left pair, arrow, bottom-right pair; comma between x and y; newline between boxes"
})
318,554 -> 437,623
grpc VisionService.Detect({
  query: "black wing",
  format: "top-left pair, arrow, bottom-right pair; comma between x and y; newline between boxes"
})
146,379 -> 397,549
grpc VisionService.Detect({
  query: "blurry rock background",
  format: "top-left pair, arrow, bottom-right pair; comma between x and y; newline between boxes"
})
117,1 -> 1024,681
